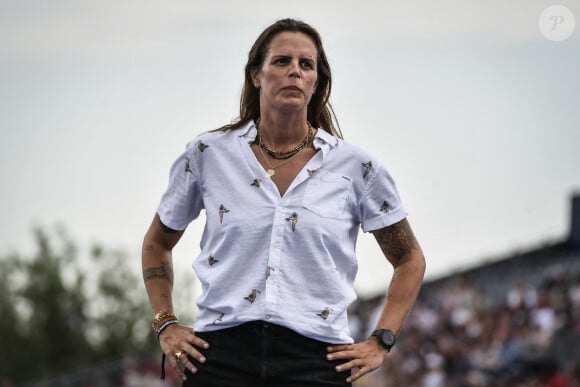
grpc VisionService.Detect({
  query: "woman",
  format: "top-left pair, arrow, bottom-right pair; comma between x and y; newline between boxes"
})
142,18 -> 426,386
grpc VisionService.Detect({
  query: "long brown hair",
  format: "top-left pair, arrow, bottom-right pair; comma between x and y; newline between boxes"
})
217,18 -> 342,138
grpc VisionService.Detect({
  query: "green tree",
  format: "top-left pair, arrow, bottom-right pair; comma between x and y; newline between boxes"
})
0,253 -> 27,381
0,226 -> 156,385
89,244 -> 154,357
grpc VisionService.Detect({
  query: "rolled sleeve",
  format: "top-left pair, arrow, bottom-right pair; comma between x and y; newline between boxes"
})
359,162 -> 407,232
157,141 -> 203,230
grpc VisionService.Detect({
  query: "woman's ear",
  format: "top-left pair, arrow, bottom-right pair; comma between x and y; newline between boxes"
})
251,67 -> 261,88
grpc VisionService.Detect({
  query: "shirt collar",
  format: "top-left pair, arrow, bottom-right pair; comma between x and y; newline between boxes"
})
238,120 -> 339,149
313,127 -> 339,149
238,120 -> 258,141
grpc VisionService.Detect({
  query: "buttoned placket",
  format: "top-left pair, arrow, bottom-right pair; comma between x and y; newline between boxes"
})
264,147 -> 328,322
238,127 -> 329,322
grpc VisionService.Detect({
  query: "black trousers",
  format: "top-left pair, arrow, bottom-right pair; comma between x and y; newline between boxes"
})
183,321 -> 352,387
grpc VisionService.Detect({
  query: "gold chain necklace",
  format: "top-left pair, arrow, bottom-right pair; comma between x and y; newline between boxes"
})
256,122 -> 313,160
257,127 -> 312,177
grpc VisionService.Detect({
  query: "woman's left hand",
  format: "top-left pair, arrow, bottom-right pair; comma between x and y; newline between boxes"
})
326,339 -> 387,383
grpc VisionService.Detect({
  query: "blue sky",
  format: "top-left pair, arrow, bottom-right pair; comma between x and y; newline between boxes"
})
1,0 -> 579,296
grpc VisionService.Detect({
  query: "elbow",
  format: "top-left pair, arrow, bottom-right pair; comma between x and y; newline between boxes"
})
394,250 -> 426,281
409,250 -> 426,280
417,253 -> 426,279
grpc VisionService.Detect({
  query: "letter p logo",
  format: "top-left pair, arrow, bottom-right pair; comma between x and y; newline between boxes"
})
539,5 -> 576,41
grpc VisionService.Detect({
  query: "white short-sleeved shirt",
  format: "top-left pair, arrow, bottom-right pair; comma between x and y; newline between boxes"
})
157,121 -> 407,344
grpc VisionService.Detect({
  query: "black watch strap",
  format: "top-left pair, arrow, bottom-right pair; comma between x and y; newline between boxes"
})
370,329 -> 397,352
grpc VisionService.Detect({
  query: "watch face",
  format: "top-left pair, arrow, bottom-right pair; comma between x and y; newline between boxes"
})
381,330 -> 396,346
372,329 -> 396,350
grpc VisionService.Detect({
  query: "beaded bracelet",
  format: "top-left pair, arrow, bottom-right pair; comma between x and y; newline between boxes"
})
156,319 -> 179,339
152,309 -> 178,332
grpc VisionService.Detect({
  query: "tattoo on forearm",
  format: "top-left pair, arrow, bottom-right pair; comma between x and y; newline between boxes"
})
373,219 -> 415,263
143,261 -> 174,285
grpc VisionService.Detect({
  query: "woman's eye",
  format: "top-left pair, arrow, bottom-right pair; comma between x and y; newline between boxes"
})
301,61 -> 314,69
274,58 -> 288,65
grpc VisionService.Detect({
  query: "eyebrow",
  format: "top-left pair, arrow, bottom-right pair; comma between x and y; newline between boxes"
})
270,54 -> 315,61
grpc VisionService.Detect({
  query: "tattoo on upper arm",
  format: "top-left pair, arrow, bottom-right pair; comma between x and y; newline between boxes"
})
159,219 -> 178,234
143,261 -> 174,285
373,219 -> 415,263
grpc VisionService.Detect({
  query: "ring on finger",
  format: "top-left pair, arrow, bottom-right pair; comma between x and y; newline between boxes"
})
175,351 -> 184,361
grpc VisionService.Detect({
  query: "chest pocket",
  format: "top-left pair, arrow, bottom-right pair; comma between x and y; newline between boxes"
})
302,170 -> 351,219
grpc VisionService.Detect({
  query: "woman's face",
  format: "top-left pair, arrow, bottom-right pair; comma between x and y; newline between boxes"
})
252,31 -> 318,115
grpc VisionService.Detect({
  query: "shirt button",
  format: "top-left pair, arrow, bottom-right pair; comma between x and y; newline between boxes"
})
265,314 -> 271,320
277,206 -> 284,212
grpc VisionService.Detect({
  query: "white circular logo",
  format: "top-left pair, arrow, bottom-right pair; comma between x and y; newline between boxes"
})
539,5 -> 576,41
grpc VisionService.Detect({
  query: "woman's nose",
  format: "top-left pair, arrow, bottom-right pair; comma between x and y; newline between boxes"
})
288,60 -> 301,78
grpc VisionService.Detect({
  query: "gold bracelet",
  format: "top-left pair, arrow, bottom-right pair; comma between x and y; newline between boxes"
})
152,309 -> 178,332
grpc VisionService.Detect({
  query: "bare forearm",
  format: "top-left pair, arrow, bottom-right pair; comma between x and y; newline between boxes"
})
375,251 -> 425,333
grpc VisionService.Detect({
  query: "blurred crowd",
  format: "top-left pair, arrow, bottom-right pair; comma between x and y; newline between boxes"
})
351,267 -> 580,387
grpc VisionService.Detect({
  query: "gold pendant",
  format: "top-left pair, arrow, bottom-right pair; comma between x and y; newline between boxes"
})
267,169 -> 275,177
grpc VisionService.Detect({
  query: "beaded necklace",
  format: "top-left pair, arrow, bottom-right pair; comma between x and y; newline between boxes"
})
256,122 -> 313,160
256,128 -> 312,177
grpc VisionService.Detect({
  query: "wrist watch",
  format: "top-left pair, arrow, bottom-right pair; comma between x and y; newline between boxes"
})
370,329 -> 397,352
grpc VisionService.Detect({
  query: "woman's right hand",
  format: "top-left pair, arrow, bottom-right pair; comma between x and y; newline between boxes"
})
159,323 -> 210,381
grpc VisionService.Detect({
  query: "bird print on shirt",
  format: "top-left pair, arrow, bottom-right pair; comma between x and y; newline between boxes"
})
380,200 -> 390,213
307,168 -> 319,177
317,307 -> 332,320
244,289 -> 261,304
212,313 -> 225,325
197,140 -> 209,152
185,157 -> 193,173
207,254 -> 219,266
251,178 -> 262,187
362,161 -> 373,178
286,212 -> 298,232
219,204 -> 229,224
